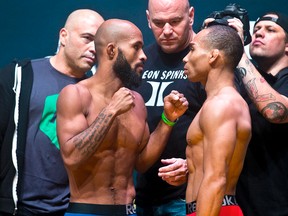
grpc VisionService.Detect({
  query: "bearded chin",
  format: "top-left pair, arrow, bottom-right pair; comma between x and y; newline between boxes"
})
122,72 -> 142,89
113,49 -> 142,88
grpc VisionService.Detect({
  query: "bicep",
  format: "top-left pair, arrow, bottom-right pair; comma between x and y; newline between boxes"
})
56,85 -> 88,152
201,106 -> 237,175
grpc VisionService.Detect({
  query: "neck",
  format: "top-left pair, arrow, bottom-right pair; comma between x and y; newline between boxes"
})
205,69 -> 235,97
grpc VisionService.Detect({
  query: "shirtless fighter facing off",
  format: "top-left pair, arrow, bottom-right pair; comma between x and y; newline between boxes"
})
57,19 -> 189,216
183,25 -> 251,216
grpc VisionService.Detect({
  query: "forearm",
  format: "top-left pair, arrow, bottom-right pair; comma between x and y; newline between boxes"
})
136,119 -> 173,173
136,90 -> 188,172
62,107 -> 116,168
196,177 -> 226,216
237,53 -> 288,123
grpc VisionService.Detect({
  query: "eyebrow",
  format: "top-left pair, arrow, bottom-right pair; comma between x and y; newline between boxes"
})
152,16 -> 183,22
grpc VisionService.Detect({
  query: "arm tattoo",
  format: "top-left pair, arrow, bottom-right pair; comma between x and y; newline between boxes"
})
246,78 -> 275,102
262,102 -> 288,123
236,67 -> 287,122
237,66 -> 247,79
237,66 -> 275,102
73,108 -> 114,156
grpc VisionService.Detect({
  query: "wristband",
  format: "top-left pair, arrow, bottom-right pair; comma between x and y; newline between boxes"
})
161,112 -> 178,127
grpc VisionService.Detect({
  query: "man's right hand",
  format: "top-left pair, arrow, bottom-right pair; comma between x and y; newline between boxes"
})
110,87 -> 135,115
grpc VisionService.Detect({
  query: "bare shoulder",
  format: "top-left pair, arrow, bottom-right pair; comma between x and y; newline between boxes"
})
203,87 -> 248,119
58,82 -> 93,112
60,82 -> 90,99
132,90 -> 145,107
132,90 -> 147,117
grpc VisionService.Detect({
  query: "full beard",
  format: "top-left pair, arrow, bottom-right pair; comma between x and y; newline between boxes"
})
113,49 -> 142,89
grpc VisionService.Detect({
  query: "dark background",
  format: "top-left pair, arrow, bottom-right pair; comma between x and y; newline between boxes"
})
0,0 -> 286,68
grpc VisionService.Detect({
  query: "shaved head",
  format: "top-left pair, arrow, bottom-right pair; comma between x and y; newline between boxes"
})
94,19 -> 143,57
93,19 -> 146,88
53,9 -> 104,77
148,0 -> 190,12
64,9 -> 104,31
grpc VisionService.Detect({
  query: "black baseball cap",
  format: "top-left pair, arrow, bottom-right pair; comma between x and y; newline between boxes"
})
254,12 -> 288,34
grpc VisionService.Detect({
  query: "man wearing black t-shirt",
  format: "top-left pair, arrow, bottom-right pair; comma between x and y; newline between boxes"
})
134,0 -> 205,215
233,12 -> 288,216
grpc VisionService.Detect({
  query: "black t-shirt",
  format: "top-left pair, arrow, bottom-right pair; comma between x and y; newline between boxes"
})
134,43 -> 206,206
236,67 -> 288,216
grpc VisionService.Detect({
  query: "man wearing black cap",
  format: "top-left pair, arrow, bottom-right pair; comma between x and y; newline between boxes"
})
231,12 -> 288,216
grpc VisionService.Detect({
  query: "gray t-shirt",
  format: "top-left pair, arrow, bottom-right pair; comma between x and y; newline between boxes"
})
20,57 -> 84,214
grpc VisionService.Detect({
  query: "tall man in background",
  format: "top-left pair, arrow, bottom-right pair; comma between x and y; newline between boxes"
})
134,0 -> 205,215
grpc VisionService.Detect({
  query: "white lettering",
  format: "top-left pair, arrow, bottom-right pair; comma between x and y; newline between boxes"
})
142,70 -> 160,79
160,70 -> 187,80
126,204 -> 136,214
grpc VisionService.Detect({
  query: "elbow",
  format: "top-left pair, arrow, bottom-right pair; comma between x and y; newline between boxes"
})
60,150 -> 80,170
61,156 -> 75,169
262,106 -> 288,123
216,176 -> 227,189
135,159 -> 151,174
135,165 -> 149,174
204,174 -> 227,192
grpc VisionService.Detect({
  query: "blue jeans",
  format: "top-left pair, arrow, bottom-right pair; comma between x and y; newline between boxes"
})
136,198 -> 186,216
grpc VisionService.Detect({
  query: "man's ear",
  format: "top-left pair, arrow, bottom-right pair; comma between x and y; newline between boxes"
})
146,10 -> 151,29
188,7 -> 195,26
59,28 -> 68,47
209,49 -> 219,64
107,43 -> 115,59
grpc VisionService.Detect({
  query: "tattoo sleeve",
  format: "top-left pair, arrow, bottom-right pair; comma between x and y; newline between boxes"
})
237,64 -> 288,123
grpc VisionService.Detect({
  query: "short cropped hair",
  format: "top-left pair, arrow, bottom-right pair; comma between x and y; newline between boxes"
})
204,25 -> 244,68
